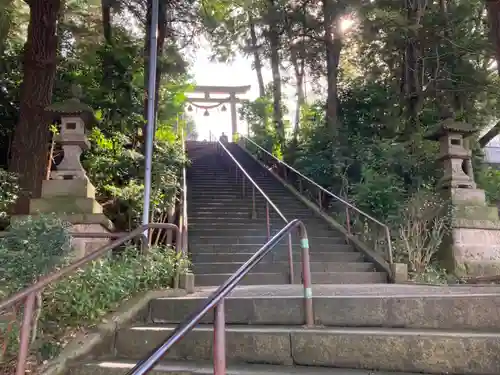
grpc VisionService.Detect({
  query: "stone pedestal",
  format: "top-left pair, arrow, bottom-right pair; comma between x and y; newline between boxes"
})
443,188 -> 500,277
24,179 -> 113,259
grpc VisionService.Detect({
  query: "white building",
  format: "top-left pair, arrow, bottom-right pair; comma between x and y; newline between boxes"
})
484,135 -> 500,165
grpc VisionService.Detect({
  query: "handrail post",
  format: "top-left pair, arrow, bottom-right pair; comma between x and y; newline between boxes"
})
251,185 -> 257,219
385,226 -> 393,264
346,206 -> 351,235
16,293 -> 36,375
287,234 -> 294,284
318,190 -> 322,210
213,300 -> 226,375
299,226 -> 314,327
265,202 -> 270,240
242,175 -> 246,197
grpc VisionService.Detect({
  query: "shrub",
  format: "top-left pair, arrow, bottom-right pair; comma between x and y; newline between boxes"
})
0,214 -> 71,294
477,165 -> 500,204
394,190 -> 450,277
43,246 -> 188,325
0,170 -> 20,228
0,216 -> 189,367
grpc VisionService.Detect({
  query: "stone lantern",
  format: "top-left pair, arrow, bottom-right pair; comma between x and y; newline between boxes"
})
425,117 -> 500,277
47,96 -> 93,180
23,88 -> 113,258
427,118 -> 477,190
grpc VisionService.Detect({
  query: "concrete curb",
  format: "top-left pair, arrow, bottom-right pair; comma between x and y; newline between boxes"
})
39,288 -> 188,375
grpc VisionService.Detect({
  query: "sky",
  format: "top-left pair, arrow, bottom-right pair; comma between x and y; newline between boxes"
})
188,40 -> 296,141
189,48 -> 259,140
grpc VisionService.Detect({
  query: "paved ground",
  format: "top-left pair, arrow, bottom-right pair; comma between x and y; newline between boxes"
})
182,283 -> 500,298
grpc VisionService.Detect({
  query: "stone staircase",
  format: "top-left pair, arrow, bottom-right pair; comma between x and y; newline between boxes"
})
67,284 -> 500,375
186,141 -> 387,286
62,141 -> 500,375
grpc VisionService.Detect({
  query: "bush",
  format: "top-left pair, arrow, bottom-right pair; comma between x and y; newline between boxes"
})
0,216 -> 189,367
43,246 -> 188,325
393,190 -> 450,277
477,165 -> 500,204
0,170 -> 20,228
0,214 -> 72,294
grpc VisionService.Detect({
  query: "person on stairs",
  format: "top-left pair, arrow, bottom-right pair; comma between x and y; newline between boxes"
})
219,132 -> 228,144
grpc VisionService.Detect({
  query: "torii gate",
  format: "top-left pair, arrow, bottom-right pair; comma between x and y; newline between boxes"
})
186,85 -> 251,138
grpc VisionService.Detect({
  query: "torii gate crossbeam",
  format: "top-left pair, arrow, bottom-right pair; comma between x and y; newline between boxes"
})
186,85 -> 251,138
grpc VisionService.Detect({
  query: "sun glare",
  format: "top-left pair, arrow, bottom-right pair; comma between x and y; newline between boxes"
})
340,16 -> 355,33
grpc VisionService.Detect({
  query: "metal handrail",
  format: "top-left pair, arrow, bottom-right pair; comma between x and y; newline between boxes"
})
239,134 -> 393,264
126,219 -> 313,375
210,131 -> 295,283
0,223 -> 181,375
179,129 -> 188,252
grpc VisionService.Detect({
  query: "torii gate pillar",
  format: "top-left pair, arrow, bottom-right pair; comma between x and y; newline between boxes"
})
230,93 -> 237,137
186,85 -> 250,139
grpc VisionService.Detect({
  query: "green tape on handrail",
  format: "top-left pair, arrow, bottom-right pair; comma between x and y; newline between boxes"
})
300,238 -> 309,248
304,287 -> 313,299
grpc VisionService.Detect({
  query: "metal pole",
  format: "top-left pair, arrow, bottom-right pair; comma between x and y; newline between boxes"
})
287,233 -> 295,284
213,300 -> 227,375
266,202 -> 270,240
16,293 -> 36,375
141,0 -> 159,239
299,227 -> 314,327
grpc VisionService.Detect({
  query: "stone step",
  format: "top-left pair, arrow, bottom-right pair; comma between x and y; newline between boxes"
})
187,221 -> 333,231
188,189 -> 290,196
150,287 -> 500,330
188,227 -> 342,238
188,182 -> 285,189
187,219 -> 303,227
68,360 -> 430,375
191,251 -> 364,263
189,235 -> 347,246
188,211 -> 304,218
188,215 -> 323,224
192,261 -> 375,274
189,244 -> 354,255
187,194 -> 298,202
111,324 -> 500,374
187,226 -> 344,240
189,236 -> 352,251
194,272 -> 387,286
189,210 -> 318,218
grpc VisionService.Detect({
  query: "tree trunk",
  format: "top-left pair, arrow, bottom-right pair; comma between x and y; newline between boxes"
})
9,0 -> 61,214
323,0 -> 342,135
266,0 -> 284,146
101,0 -> 112,44
487,0 -> 500,76
476,1 -> 500,147
249,14 -> 266,97
401,0 -> 426,133
290,44 -> 305,134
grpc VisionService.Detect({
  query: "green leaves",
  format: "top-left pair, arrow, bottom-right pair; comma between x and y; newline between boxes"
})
0,169 -> 19,225
43,246 -> 189,326
0,214 -> 190,363
0,214 -> 71,293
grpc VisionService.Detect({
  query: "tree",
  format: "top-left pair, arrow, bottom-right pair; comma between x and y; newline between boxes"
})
9,0 -> 62,213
